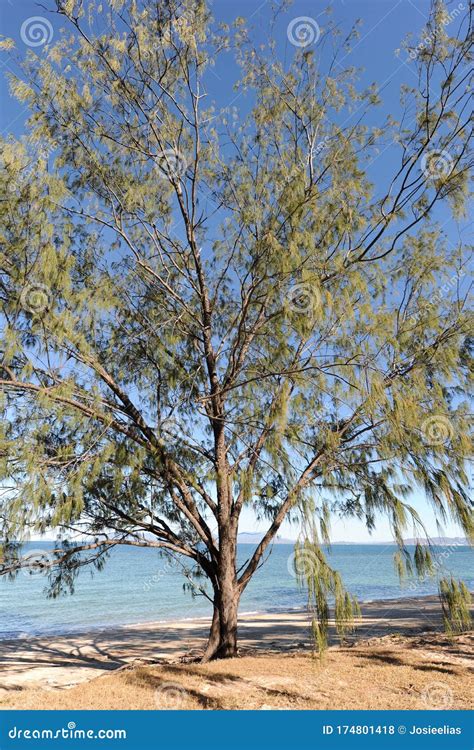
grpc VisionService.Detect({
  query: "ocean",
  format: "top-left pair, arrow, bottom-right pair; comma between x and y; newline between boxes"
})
0,543 -> 472,638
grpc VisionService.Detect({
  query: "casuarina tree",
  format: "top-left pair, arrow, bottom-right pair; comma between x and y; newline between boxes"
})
0,0 -> 472,659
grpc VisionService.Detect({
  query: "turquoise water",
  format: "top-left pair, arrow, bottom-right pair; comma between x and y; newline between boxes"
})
0,543 -> 472,637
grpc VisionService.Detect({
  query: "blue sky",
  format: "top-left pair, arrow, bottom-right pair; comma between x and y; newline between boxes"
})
0,0 -> 470,542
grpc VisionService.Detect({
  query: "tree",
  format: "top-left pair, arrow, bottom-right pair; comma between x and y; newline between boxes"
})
0,0 -> 472,660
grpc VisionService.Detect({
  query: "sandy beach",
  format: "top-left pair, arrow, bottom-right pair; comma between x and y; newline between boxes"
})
0,594 -> 472,709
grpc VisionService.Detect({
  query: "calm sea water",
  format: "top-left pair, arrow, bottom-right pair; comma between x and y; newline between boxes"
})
0,543 -> 472,637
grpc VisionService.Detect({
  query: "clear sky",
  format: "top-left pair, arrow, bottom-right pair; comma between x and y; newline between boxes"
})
1,0 -> 470,542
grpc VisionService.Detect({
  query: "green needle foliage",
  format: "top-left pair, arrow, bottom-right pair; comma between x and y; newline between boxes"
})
293,535 -> 361,654
0,0 -> 472,659
439,577 -> 472,635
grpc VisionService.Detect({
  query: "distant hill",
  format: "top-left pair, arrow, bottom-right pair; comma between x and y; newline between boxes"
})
237,533 -> 468,546
331,537 -> 468,546
398,537 -> 467,546
237,532 -> 294,545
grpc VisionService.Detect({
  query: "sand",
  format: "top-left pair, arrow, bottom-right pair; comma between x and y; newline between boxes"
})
2,631 -> 471,710
1,594 -> 470,705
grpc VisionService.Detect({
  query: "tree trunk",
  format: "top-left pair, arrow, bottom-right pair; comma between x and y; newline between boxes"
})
214,581 -> 239,659
201,561 -> 240,661
201,604 -> 220,662
201,589 -> 239,661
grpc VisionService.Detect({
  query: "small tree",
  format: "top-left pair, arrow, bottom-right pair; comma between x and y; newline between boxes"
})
0,0 -> 472,660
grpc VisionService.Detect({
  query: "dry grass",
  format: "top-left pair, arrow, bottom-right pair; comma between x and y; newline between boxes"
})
1,631 -> 472,711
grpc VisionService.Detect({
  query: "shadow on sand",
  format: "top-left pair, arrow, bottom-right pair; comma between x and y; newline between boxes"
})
0,594 -> 465,691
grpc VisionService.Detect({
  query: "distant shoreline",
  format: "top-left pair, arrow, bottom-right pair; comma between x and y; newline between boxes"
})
14,538 -> 470,546
238,535 -> 469,546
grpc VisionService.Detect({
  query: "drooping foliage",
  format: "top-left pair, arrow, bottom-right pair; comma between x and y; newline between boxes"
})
439,577 -> 472,635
